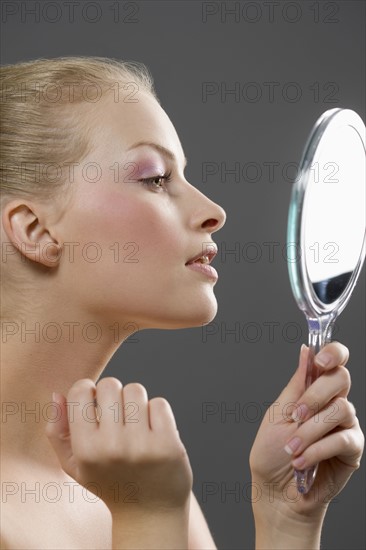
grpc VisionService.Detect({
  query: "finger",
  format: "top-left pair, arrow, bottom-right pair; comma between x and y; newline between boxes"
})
44,392 -> 79,479
45,392 -> 70,439
122,383 -> 149,429
290,422 -> 364,471
291,366 -> 351,422
284,398 -> 356,458
95,377 -> 125,435
149,397 -> 178,435
66,378 -> 98,457
276,344 -> 309,409
314,341 -> 349,370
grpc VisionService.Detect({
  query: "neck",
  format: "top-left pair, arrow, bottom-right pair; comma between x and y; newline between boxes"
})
1,310 -> 135,470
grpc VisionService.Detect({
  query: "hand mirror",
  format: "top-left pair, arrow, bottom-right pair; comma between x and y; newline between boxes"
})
287,108 -> 366,494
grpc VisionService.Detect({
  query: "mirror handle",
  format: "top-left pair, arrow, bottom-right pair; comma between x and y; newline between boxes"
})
294,315 -> 334,494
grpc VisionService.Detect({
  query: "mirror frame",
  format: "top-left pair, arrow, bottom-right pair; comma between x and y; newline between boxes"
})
287,108 -> 366,320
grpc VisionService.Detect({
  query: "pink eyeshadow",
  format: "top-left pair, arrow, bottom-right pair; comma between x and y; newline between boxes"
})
126,155 -> 166,178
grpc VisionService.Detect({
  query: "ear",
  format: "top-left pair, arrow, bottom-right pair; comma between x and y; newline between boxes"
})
2,201 -> 62,268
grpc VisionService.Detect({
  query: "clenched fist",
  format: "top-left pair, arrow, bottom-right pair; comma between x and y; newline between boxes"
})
45,377 -> 193,517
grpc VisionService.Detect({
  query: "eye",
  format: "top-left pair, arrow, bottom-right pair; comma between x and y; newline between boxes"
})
138,171 -> 172,191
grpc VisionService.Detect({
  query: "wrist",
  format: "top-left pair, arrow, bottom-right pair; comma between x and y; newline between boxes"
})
251,480 -> 327,550
253,505 -> 323,550
111,502 -> 190,550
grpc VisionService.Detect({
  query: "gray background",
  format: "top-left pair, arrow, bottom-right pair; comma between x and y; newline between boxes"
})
1,1 -> 365,548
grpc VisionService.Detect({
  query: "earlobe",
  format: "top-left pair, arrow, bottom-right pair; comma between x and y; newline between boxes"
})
2,201 -> 62,268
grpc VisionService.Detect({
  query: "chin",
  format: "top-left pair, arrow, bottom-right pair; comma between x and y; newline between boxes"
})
154,301 -> 218,330
116,290 -> 219,331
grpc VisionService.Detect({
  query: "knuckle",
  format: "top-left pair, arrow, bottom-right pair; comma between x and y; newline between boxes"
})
124,382 -> 148,398
323,397 -> 343,422
149,396 -> 171,411
348,400 -> 357,417
360,429 -> 365,450
97,377 -> 123,392
68,378 -> 95,398
306,390 -> 322,410
358,434 -> 365,455
171,442 -> 188,461
338,429 -> 351,448
334,396 -> 347,411
351,420 -> 365,447
347,434 -> 363,461
343,399 -> 356,418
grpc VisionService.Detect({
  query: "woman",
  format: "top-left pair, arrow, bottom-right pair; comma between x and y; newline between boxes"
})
0,56 -> 364,549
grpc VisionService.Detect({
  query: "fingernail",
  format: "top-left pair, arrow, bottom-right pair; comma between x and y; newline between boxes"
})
300,344 -> 307,353
291,403 -> 308,422
292,455 -> 306,469
284,437 -> 302,455
314,351 -> 332,368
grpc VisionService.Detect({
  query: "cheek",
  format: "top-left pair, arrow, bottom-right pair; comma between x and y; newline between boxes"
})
71,188 -> 179,267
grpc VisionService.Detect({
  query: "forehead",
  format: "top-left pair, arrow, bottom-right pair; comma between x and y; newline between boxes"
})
90,88 -> 185,165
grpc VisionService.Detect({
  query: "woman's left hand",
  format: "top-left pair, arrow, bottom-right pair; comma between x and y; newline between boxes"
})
249,342 -> 364,523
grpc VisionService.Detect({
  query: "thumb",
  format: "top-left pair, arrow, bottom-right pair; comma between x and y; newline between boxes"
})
276,344 -> 309,413
45,392 -> 79,480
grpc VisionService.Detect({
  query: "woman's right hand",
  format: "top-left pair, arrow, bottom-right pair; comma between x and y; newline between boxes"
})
45,377 -> 193,517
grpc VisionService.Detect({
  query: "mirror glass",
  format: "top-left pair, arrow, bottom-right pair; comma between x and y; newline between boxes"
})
303,121 -> 365,304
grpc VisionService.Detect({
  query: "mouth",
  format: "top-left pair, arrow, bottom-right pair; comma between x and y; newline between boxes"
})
185,244 -> 218,266
185,243 -> 218,281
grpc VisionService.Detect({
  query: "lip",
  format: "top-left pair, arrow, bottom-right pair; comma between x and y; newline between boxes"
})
186,262 -> 218,281
185,242 -> 219,281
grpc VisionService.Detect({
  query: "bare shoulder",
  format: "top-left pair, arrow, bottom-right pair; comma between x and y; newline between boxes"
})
1,459 -> 112,549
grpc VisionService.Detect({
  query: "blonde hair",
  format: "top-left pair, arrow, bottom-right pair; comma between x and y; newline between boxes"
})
0,56 -> 158,202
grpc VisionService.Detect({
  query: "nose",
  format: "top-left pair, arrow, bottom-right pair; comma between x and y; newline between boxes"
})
188,185 -> 227,234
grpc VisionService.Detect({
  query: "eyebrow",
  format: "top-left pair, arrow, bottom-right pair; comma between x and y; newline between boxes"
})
126,141 -> 188,168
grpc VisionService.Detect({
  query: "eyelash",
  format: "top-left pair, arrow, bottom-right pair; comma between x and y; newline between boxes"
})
138,171 -> 173,191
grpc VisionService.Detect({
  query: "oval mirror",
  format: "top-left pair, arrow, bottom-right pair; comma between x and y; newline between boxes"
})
287,108 -> 366,493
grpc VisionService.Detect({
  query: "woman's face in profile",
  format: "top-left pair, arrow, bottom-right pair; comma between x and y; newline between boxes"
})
56,89 -> 226,330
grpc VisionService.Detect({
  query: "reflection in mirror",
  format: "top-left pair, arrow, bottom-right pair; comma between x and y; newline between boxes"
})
312,272 -> 353,304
